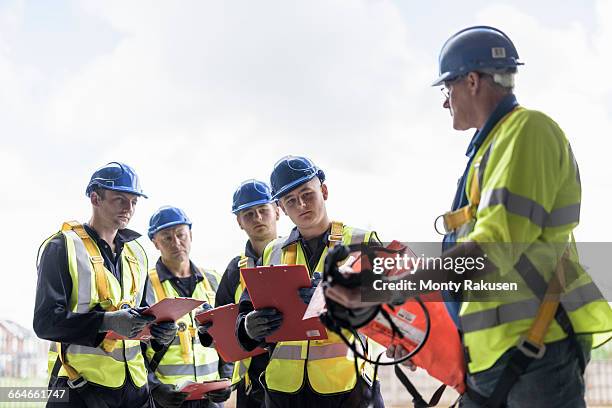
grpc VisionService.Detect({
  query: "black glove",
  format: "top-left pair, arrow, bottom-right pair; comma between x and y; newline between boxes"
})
99,308 -> 156,338
244,308 -> 283,342
197,321 -> 213,335
151,383 -> 188,408
150,321 -> 178,346
196,302 -> 214,335
206,386 -> 232,403
298,272 -> 322,304
324,245 -> 351,282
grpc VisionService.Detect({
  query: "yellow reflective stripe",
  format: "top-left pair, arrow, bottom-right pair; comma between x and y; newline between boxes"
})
460,281 -> 604,333
308,343 -> 349,361
157,362 -> 218,377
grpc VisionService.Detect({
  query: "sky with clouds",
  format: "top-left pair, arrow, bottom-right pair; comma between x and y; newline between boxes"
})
1,0 -> 611,328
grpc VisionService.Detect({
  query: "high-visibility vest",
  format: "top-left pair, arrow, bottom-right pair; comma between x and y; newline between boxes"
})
145,265 -> 221,385
231,254 -> 255,386
43,222 -> 149,388
261,222 -> 378,394
444,107 -> 612,373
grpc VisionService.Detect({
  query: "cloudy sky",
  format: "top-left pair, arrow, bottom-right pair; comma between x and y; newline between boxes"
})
2,0 -> 610,328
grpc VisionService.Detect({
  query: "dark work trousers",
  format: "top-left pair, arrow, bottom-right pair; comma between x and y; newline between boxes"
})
46,376 -> 153,408
264,378 -> 384,408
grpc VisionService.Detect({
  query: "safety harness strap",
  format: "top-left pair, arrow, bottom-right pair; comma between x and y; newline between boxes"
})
468,251 -> 582,407
147,268 -> 167,302
62,221 -> 114,309
438,108 -> 521,234
395,365 -> 446,408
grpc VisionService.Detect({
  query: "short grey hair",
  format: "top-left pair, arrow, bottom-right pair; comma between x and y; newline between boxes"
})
479,68 -> 516,91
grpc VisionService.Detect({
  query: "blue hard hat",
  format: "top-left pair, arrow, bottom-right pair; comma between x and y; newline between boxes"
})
86,161 -> 147,198
270,155 -> 325,200
148,206 -> 192,239
432,26 -> 523,86
232,179 -> 274,214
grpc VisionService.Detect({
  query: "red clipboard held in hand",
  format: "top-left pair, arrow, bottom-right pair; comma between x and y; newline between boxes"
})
106,297 -> 205,340
195,304 -> 267,362
240,265 -> 328,342
177,378 -> 231,401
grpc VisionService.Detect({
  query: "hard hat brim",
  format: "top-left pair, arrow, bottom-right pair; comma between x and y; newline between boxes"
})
148,220 -> 192,239
431,71 -> 454,87
90,184 -> 148,199
232,198 -> 276,214
272,173 -> 318,200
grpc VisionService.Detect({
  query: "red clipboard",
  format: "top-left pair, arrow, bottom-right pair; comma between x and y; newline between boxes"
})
195,304 -> 267,362
178,378 -> 231,400
106,297 -> 205,340
240,265 -> 328,342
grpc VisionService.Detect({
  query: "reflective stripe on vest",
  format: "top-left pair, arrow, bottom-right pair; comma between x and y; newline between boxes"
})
461,281 -> 603,333
262,223 -> 373,394
478,189 -> 581,229
44,226 -> 148,388
157,362 -> 218,377
145,265 -> 220,385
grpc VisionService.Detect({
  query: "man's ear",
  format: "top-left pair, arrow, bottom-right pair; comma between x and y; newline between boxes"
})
274,204 -> 280,221
236,215 -> 245,231
152,237 -> 160,251
90,192 -> 100,207
466,71 -> 481,96
278,201 -> 288,216
321,183 -> 329,201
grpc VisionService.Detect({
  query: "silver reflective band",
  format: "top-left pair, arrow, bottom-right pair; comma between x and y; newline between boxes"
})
271,345 -> 303,360
478,188 -> 580,228
67,344 -> 142,361
308,343 -> 349,361
350,229 -> 367,245
203,271 -> 218,289
460,282 -> 604,333
157,362 -> 217,376
268,239 -> 285,265
66,231 -> 94,313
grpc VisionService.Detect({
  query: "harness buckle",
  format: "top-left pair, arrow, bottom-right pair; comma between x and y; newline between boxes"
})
434,214 -> 450,235
67,376 -> 88,389
516,335 -> 546,359
90,255 -> 104,264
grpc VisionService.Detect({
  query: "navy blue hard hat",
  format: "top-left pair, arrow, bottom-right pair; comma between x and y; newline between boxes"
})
86,161 -> 147,198
432,26 -> 523,86
148,206 -> 192,239
270,156 -> 325,200
232,179 -> 274,214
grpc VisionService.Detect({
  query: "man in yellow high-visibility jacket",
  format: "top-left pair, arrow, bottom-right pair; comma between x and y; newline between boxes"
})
236,156 -> 384,408
326,26 -> 612,408
203,180 -> 278,407
146,206 -> 232,408
34,162 -> 177,408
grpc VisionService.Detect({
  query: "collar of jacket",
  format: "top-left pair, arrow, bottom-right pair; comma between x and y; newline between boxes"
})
155,258 -> 203,283
281,225 -> 330,250
83,223 -> 141,245
244,240 -> 260,260
465,93 -> 519,159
